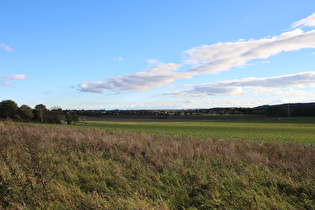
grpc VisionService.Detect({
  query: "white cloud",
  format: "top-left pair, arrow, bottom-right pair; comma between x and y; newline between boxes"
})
0,74 -> 26,88
291,12 -> 315,28
182,28 -> 315,77
73,81 -> 103,94
0,44 -> 14,52
251,87 -> 310,96
163,72 -> 315,97
74,63 -> 184,93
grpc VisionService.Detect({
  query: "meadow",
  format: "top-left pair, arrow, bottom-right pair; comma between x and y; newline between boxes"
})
0,118 -> 314,209
78,116 -> 315,144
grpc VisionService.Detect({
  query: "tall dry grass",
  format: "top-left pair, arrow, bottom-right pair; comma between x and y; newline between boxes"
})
0,120 -> 314,209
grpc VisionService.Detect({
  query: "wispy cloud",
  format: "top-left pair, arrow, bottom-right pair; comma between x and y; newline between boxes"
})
0,44 -> 14,52
75,13 -> 315,94
291,12 -> 315,29
74,63 -> 183,93
182,29 -> 315,77
163,72 -> 315,97
0,74 -> 26,80
0,81 -> 11,86
0,74 -> 26,87
111,56 -> 123,61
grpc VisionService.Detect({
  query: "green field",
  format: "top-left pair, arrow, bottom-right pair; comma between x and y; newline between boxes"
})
77,117 -> 315,144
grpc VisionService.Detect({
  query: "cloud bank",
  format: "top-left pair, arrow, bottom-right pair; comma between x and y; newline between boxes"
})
162,72 -> 315,97
74,13 -> 315,96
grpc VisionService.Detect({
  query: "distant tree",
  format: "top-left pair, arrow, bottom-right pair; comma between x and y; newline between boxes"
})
267,106 -> 287,117
18,105 -> 34,122
65,112 -> 80,124
72,113 -> 79,123
0,99 -> 19,120
33,104 -> 48,123
48,107 -> 63,124
65,113 -> 72,124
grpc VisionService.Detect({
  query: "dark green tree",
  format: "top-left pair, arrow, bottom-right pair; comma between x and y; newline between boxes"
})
33,104 -> 48,123
65,113 -> 80,125
48,107 -> 62,124
0,100 -> 19,120
71,113 -> 79,123
18,105 -> 34,122
65,113 -> 72,124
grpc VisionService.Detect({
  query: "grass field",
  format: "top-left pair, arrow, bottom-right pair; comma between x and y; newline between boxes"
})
1,120 -> 314,209
77,116 -> 315,144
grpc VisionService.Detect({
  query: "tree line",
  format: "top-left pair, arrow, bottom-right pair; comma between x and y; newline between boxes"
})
0,99 -> 80,124
0,99 -> 62,123
66,103 -> 315,118
2,99 -> 314,122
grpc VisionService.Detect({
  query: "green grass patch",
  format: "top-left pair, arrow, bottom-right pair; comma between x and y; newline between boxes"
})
77,117 -> 315,144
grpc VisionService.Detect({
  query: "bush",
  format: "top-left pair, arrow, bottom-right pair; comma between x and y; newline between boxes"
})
0,100 -> 19,120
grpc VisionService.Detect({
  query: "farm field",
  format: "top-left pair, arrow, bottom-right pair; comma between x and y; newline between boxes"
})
78,116 -> 315,144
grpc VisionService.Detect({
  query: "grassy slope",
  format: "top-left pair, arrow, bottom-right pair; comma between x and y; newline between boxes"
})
77,117 -> 315,144
0,121 -> 314,209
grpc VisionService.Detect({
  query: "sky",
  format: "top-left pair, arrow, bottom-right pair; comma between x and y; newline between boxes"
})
1,0 -> 315,110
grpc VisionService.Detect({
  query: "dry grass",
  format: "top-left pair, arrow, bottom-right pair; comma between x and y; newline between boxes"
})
0,120 -> 314,209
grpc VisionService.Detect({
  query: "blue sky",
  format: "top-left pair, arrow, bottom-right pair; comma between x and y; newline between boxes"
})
1,1 -> 315,110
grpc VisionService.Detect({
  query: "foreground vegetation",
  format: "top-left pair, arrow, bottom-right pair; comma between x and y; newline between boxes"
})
0,121 -> 314,209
